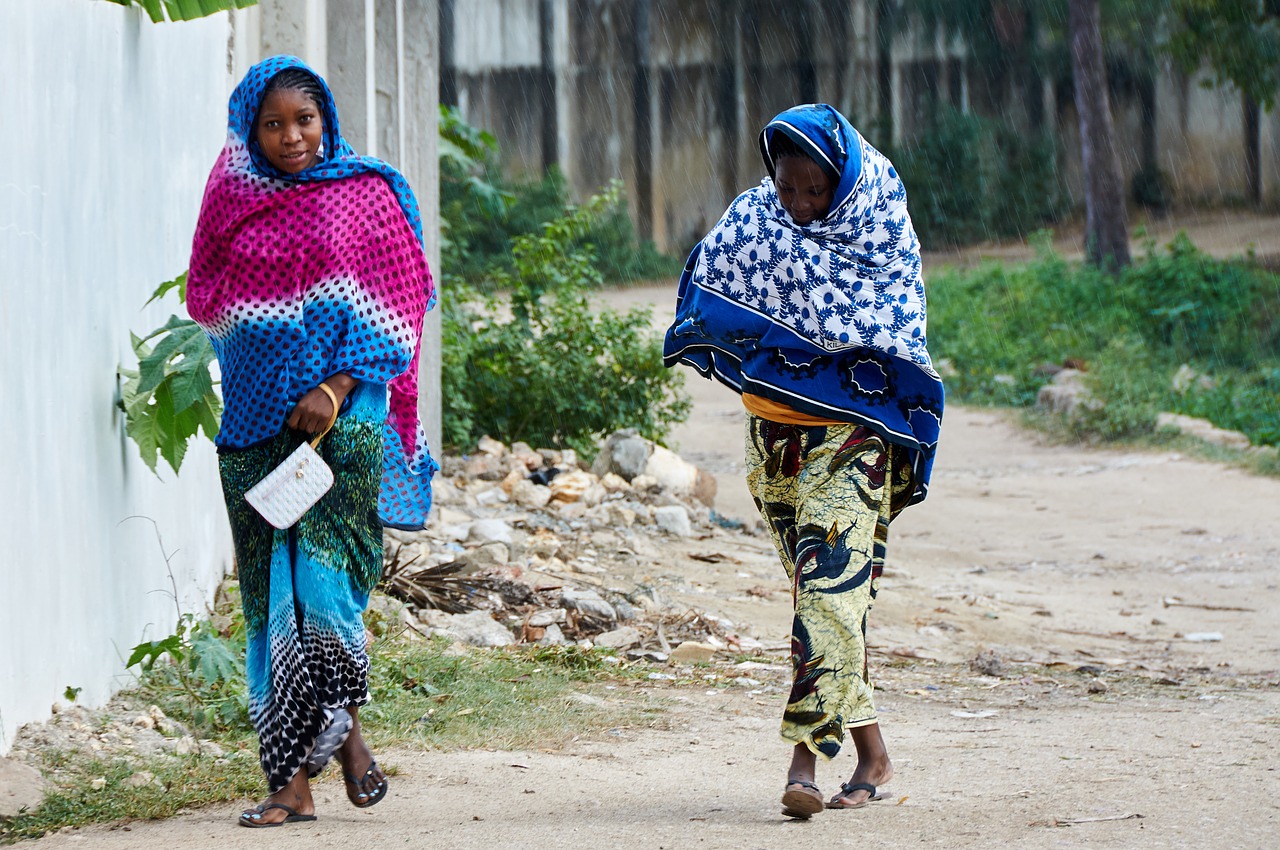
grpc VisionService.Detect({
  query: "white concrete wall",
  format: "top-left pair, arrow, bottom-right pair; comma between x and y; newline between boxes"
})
0,1 -> 234,752
452,0 -> 541,73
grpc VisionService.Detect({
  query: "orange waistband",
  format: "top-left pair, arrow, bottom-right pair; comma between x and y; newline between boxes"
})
741,393 -> 845,426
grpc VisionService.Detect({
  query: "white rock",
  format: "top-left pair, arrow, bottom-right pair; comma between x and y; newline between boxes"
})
580,483 -> 608,508
1155,412 -> 1251,450
549,469 -> 599,503
458,541 -> 509,571
1171,363 -> 1217,394
467,518 -> 514,546
510,479 -> 552,509
558,502 -> 588,520
537,623 -> 568,646
0,758 -> 47,817
474,487 -> 509,507
631,474 -> 660,493
654,505 -> 694,537
599,472 -> 632,492
436,610 -> 515,647
592,430 -> 653,481
593,626 -> 642,650
476,435 -> 507,456
560,587 -> 617,622
124,771 -> 157,788
643,445 -> 699,492
1036,369 -> 1099,417
527,608 -> 567,627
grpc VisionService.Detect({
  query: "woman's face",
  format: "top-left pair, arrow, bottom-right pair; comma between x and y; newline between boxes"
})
254,88 -> 324,174
775,155 -> 834,225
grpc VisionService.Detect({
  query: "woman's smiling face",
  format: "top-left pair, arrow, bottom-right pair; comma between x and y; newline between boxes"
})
254,88 -> 323,174
774,155 -> 834,225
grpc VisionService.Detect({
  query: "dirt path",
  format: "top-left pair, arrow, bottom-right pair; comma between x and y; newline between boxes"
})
25,228 -> 1280,848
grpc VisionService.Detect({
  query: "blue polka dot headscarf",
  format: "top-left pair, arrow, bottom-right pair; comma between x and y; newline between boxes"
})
188,55 -> 437,529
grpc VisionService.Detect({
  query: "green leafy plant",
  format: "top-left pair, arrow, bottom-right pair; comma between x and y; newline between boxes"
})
102,0 -> 258,23
117,273 -> 221,475
124,519 -> 249,733
442,185 -> 690,455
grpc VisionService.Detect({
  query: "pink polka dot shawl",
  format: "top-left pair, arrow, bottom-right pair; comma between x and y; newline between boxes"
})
188,55 -> 436,529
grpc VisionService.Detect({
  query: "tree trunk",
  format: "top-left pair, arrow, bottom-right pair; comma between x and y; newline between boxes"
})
1245,94 -> 1261,207
1069,0 -> 1129,270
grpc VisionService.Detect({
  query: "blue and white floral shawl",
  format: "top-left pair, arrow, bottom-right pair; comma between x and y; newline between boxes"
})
663,104 -> 944,503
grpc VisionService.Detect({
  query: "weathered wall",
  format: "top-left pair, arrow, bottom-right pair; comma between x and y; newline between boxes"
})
444,0 -> 961,253
0,0 -> 442,755
446,0 -> 1276,254
0,1 -> 233,752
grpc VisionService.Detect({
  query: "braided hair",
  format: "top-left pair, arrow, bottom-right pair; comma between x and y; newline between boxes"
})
261,67 -> 325,112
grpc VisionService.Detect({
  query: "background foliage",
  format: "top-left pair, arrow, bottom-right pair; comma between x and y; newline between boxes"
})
927,234 -> 1280,446
441,186 -> 690,455
439,106 -> 679,290
890,108 -> 1067,247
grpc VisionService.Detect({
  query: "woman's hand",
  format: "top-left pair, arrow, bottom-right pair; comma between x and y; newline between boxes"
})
287,373 -> 357,434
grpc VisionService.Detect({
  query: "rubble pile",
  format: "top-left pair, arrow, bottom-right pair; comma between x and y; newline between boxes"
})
379,430 -> 765,660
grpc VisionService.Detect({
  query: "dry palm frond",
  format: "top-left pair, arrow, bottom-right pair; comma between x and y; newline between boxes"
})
380,543 -> 495,614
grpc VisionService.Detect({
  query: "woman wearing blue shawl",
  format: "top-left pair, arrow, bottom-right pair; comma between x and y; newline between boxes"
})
664,104 -> 943,818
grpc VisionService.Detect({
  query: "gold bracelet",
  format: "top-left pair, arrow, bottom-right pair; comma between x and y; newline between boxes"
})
316,381 -> 340,419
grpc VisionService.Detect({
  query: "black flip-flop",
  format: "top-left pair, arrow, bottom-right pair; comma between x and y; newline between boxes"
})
825,781 -> 887,809
343,760 -> 389,809
781,779 -> 824,819
238,802 -> 318,828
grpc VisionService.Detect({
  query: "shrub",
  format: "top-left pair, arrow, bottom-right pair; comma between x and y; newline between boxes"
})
442,186 -> 690,455
892,108 -> 1068,247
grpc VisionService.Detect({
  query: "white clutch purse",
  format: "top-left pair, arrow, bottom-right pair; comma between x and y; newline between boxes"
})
245,384 -> 340,530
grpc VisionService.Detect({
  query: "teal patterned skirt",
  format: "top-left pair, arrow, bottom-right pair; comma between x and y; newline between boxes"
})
218,383 -> 385,792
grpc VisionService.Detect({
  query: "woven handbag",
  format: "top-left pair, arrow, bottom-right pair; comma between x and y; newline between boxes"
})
245,384 -> 341,529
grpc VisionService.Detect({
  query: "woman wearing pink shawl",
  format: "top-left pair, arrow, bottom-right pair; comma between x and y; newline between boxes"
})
187,56 -> 436,827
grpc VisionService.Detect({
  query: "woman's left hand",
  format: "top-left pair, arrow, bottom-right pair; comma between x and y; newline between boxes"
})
287,374 -> 357,434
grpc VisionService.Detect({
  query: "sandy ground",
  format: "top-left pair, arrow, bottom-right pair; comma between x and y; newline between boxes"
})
24,219 -> 1280,848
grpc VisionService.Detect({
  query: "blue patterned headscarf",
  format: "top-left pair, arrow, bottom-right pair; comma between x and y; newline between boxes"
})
226,54 -> 427,250
664,104 -> 944,503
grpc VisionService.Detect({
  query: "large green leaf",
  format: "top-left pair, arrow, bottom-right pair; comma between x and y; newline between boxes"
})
104,0 -> 258,23
146,271 -> 187,306
120,306 -> 220,475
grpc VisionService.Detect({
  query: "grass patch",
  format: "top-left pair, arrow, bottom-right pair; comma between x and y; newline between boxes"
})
0,751 -> 262,844
0,631 -> 656,844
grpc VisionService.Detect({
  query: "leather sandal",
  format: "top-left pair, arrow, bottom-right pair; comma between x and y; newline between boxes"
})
781,779 -> 824,819
826,780 -> 887,809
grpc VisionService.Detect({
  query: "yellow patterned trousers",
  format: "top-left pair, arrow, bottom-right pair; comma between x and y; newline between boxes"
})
745,416 -> 914,758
